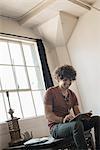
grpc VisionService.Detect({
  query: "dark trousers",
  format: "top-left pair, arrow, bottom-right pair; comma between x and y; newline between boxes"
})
50,116 -> 100,150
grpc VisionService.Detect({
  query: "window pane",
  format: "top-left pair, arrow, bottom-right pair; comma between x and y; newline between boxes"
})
32,90 -> 45,116
4,92 -> 22,119
0,41 -> 11,64
19,91 -> 35,118
0,93 -> 7,122
27,67 -> 45,90
22,44 -> 38,66
0,66 -> 16,90
0,39 -> 45,123
13,66 -> 29,89
9,42 -> 24,65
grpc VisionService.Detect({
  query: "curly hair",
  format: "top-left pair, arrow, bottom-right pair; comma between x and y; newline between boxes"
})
54,65 -> 76,81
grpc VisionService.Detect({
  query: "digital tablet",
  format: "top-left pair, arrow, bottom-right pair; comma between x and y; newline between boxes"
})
69,111 -> 92,122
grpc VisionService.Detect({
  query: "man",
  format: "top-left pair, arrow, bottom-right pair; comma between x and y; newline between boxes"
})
44,65 -> 100,150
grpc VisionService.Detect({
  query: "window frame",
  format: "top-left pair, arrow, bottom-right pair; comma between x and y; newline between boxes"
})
0,37 -> 45,123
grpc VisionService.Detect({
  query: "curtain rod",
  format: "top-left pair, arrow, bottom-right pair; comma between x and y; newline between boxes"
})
0,32 -> 37,41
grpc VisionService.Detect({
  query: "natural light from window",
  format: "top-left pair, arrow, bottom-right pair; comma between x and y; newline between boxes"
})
0,38 -> 45,123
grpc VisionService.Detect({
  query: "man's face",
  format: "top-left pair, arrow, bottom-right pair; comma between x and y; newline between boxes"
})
58,78 -> 72,89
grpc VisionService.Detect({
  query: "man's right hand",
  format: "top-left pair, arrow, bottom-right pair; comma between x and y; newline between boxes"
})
63,113 -> 74,123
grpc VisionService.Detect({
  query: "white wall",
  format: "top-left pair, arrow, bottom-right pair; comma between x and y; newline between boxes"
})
0,16 -> 37,38
35,12 -> 83,110
33,14 -> 60,81
0,123 -> 10,150
68,8 -> 100,115
36,12 -> 78,82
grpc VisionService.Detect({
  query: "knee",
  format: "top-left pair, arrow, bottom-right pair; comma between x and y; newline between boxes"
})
96,115 -> 100,120
92,115 -> 100,122
91,116 -> 100,127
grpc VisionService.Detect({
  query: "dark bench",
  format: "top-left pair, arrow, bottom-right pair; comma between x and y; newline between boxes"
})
25,130 -> 95,150
3,130 -> 94,150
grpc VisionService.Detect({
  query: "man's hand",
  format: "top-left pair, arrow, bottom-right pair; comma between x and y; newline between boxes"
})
83,111 -> 92,120
63,113 -> 74,123
86,111 -> 92,117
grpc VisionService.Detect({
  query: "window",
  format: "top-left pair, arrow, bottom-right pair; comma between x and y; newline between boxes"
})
0,38 -> 45,123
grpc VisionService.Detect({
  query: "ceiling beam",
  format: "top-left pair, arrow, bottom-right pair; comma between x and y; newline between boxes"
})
18,0 -> 57,25
68,0 -> 91,10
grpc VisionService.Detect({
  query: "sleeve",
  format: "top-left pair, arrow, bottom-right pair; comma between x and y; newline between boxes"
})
44,88 -> 53,105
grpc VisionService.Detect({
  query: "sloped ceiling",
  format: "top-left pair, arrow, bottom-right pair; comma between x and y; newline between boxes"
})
0,0 -> 97,28
0,0 -> 44,19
